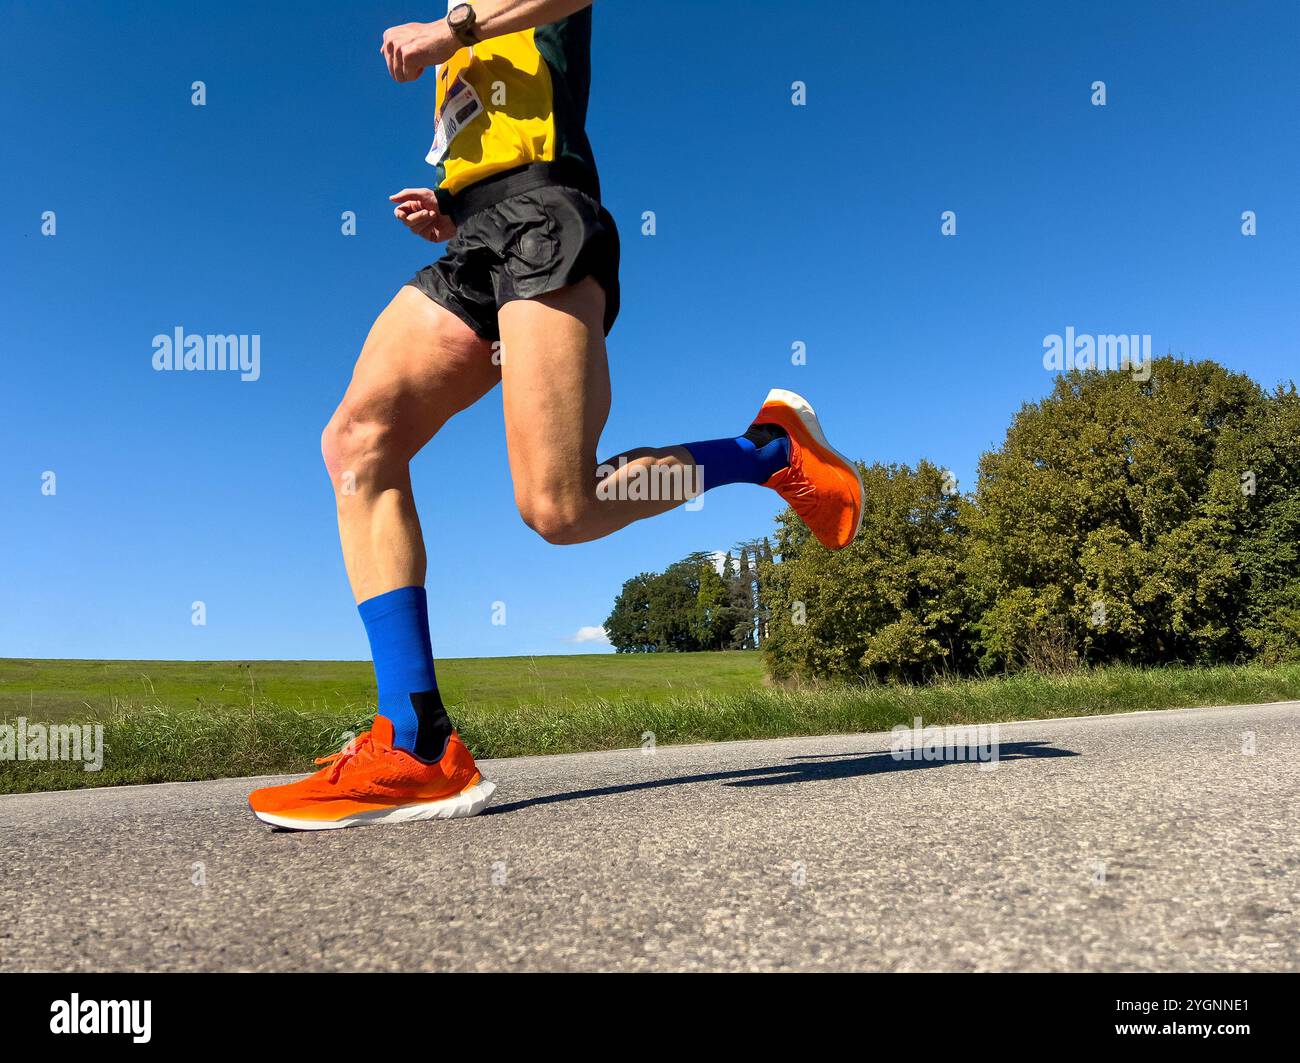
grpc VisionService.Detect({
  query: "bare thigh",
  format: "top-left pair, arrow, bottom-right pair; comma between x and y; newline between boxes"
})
497,277 -> 695,545
328,286 -> 500,467
324,286 -> 499,602
497,277 -> 611,538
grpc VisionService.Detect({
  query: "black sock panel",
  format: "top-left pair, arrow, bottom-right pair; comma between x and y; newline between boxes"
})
742,421 -> 789,450
407,689 -> 454,761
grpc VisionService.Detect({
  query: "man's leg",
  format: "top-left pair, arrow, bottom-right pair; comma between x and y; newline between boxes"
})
498,278 -> 794,545
321,287 -> 497,758
322,286 -> 498,601
249,286 -> 501,828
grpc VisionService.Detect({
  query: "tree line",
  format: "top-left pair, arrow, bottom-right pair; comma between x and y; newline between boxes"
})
608,358 -> 1300,679
604,541 -> 773,653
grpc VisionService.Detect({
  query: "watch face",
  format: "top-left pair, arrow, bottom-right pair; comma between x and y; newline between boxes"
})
449,4 -> 472,29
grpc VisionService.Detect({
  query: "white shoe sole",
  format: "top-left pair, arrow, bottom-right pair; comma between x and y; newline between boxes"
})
763,388 -> 866,544
252,779 -> 497,832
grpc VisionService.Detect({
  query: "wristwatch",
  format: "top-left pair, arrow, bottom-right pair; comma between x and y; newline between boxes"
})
447,4 -> 480,47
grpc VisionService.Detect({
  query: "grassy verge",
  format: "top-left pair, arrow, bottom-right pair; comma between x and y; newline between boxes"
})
0,652 -> 764,722
2,658 -> 1298,794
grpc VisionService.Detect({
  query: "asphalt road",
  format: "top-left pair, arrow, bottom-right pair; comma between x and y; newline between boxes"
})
2,702 -> 1298,972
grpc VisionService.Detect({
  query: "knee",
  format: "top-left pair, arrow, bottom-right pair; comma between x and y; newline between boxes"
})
516,491 -> 595,545
320,401 -> 402,487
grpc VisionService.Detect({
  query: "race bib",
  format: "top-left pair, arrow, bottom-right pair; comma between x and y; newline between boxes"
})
426,75 -> 483,165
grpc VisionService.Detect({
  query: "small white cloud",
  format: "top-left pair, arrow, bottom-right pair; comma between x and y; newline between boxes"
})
708,550 -> 729,575
571,625 -> 611,645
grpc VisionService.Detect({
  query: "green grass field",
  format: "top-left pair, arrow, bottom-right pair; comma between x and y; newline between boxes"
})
3,653 -> 1299,794
0,652 -> 763,723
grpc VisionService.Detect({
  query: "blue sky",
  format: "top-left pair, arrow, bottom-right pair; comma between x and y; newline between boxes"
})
2,0 -> 1297,661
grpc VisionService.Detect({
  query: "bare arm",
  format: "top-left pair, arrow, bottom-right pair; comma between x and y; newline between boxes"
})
464,0 -> 594,41
382,1 -> 594,82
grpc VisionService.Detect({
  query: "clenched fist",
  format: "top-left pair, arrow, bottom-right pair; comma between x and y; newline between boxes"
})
389,188 -> 457,243
380,21 -> 457,82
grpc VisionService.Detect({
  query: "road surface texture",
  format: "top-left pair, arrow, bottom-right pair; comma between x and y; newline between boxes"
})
2,702 -> 1298,971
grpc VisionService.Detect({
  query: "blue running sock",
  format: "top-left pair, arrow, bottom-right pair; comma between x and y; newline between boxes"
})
357,586 -> 452,760
683,424 -> 790,493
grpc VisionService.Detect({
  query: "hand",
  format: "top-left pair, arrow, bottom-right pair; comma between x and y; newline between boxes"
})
389,188 -> 457,242
380,21 -> 457,82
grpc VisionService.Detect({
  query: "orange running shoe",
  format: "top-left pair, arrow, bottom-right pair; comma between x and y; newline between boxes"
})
751,388 -> 864,550
247,717 -> 495,831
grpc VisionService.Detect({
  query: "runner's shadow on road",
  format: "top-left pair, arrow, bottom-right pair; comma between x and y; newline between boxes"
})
484,740 -> 1078,816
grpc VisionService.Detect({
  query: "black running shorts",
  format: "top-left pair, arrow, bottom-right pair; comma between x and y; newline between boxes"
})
407,167 -> 620,342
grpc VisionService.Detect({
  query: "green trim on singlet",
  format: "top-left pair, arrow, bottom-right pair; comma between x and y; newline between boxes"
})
533,10 -> 600,197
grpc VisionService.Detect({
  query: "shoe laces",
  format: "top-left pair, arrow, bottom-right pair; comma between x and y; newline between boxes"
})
785,474 -> 819,504
777,450 -> 821,506
315,731 -> 376,784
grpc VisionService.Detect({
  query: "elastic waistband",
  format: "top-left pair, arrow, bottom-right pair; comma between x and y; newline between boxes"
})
437,161 -> 601,226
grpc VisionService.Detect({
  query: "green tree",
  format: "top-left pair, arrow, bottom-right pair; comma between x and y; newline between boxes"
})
963,357 -> 1265,669
724,539 -> 774,649
1236,385 -> 1300,661
611,357 -> 1300,675
678,551 -> 732,650
720,550 -> 755,649
604,572 -> 659,652
726,547 -> 754,649
604,551 -> 735,652
763,460 -> 970,682
757,538 -> 775,644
